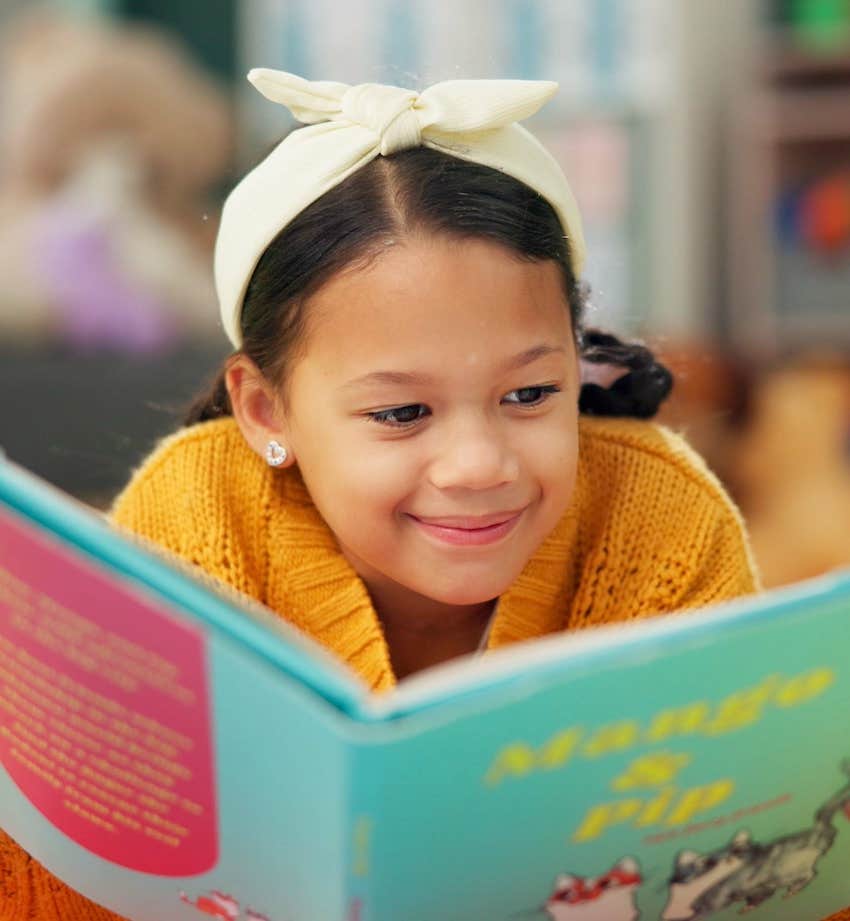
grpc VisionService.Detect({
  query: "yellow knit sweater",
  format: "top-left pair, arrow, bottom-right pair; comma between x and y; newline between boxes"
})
3,415 -> 840,921
114,415 -> 760,693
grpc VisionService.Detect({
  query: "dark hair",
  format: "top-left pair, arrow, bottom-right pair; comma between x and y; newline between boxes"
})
186,146 -> 671,424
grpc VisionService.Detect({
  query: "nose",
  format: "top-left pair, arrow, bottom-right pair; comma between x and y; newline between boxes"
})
427,416 -> 520,491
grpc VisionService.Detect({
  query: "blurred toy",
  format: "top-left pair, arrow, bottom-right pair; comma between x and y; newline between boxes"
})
775,171 -> 850,256
731,358 -> 850,587
803,171 -> 850,254
0,7 -> 233,351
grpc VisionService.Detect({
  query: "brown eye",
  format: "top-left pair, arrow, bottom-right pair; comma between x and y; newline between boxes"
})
503,384 -> 560,405
368,404 -> 430,427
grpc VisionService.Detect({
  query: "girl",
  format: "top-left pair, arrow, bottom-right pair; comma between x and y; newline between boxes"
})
3,70 -> 827,921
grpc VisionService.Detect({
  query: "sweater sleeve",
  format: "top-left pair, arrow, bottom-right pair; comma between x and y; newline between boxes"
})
561,419 -> 762,631
108,421 -> 270,603
665,486 -> 760,612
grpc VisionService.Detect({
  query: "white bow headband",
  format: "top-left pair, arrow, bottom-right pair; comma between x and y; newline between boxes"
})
215,70 -> 586,347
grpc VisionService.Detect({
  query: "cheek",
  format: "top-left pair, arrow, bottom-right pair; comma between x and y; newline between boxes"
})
299,435 -> 417,538
519,421 -> 580,539
527,412 -> 580,493
342,461 -> 413,527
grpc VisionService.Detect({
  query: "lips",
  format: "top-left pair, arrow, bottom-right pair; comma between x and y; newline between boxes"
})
411,511 -> 522,530
406,509 -> 525,547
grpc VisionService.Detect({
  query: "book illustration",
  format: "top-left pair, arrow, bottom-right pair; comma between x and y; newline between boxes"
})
660,831 -> 752,920
178,889 -> 272,920
543,856 -> 642,920
662,759 -> 850,919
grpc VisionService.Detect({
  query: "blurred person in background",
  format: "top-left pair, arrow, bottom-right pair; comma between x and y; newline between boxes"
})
0,7 -> 232,351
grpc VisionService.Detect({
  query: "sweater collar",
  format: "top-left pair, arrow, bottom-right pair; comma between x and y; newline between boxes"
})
266,461 -> 584,692
264,467 -> 396,692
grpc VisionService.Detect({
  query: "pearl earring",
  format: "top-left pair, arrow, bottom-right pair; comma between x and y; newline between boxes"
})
265,440 -> 288,467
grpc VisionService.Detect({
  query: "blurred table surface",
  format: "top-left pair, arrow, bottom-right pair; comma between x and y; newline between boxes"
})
0,341 -> 228,507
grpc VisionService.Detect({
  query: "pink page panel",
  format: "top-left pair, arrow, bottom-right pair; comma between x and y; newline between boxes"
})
0,508 -> 217,875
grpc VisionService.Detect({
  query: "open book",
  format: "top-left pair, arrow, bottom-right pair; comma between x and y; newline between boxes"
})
1,451 -> 849,921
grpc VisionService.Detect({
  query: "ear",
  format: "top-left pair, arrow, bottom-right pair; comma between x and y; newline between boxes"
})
225,354 -> 295,466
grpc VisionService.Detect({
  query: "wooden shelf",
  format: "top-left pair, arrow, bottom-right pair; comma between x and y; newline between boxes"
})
761,31 -> 850,82
725,31 -> 850,356
755,87 -> 850,141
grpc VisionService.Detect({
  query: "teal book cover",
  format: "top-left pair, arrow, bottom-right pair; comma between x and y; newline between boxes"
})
1,454 -> 849,921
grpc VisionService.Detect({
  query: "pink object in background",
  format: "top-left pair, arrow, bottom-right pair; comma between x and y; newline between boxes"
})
34,203 -> 178,353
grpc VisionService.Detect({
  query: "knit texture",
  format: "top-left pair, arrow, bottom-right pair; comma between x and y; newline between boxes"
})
0,415 -> 788,920
106,415 -> 761,694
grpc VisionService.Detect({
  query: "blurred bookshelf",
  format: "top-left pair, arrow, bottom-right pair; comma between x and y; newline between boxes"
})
39,0 -> 770,345
237,0 -> 738,343
15,0 -> 845,506
727,2 -> 850,355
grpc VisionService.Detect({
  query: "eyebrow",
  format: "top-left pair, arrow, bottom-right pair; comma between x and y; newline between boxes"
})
340,344 -> 566,390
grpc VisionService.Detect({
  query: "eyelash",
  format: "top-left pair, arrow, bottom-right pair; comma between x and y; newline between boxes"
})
366,385 -> 561,429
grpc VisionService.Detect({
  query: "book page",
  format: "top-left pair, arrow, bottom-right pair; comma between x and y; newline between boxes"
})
362,571 -> 849,722
0,507 -> 217,875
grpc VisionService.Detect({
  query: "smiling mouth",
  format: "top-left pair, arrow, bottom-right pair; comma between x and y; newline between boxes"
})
406,510 -> 525,546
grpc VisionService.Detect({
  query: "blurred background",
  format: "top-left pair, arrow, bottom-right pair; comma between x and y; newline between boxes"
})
0,0 -> 847,589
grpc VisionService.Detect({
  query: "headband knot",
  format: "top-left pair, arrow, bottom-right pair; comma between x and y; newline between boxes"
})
215,70 -> 587,347
341,84 -> 421,155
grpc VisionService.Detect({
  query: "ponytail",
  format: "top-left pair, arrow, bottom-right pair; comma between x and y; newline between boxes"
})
184,366 -> 232,426
578,329 -> 673,419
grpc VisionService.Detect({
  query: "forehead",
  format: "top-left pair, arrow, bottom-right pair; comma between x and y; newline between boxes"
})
299,235 -> 574,375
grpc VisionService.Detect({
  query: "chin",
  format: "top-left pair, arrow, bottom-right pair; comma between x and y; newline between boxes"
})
425,575 -> 514,607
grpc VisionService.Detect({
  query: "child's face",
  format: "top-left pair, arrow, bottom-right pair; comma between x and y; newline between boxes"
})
281,234 -> 580,609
